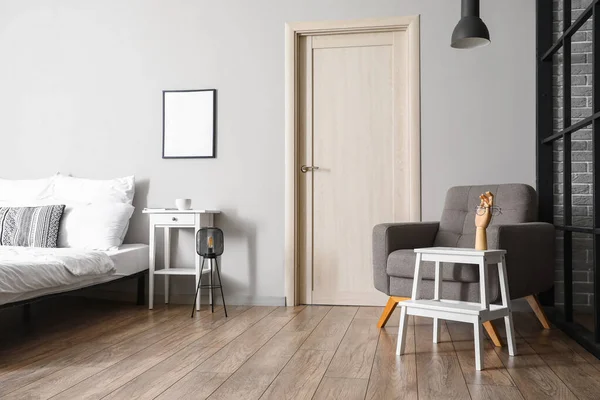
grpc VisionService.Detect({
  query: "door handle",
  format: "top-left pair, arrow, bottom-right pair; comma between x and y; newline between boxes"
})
300,165 -> 320,173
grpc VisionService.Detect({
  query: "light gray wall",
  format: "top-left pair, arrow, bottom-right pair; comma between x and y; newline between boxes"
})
0,0 -> 536,305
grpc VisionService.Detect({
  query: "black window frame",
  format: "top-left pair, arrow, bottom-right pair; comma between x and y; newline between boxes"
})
538,0 -> 600,357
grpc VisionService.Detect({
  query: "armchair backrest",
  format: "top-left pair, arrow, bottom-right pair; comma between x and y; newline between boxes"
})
433,184 -> 538,248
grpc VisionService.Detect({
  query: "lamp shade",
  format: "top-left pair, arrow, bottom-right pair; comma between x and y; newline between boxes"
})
451,0 -> 490,49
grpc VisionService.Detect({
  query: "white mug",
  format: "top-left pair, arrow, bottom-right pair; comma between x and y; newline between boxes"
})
175,198 -> 192,210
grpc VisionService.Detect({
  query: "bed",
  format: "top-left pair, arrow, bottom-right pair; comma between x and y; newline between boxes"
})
0,244 -> 149,307
0,173 -> 149,311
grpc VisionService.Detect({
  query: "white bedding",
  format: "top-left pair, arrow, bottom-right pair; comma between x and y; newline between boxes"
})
0,244 -> 148,306
0,246 -> 115,294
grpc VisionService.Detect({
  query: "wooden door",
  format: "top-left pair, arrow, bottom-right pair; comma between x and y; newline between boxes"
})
299,31 -> 417,306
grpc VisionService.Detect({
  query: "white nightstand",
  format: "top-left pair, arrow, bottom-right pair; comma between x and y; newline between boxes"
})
142,208 -> 221,310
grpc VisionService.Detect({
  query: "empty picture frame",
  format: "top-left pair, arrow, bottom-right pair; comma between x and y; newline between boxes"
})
162,89 -> 216,158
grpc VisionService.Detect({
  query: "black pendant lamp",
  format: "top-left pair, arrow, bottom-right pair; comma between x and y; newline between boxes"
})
451,0 -> 490,49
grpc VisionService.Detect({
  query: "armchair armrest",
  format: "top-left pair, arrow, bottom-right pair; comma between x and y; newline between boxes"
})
372,222 -> 439,295
488,222 -> 555,300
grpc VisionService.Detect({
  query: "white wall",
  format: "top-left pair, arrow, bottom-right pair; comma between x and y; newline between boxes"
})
0,0 -> 536,305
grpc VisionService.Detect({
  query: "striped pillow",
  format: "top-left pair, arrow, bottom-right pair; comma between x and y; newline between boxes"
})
0,205 -> 65,248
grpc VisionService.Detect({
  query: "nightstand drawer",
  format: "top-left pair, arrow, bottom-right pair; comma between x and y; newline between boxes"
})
152,213 -> 195,226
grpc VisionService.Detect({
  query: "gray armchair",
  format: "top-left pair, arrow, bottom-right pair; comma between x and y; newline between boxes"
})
373,184 -> 555,344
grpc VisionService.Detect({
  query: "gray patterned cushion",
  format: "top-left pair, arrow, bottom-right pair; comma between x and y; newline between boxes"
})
0,205 -> 65,248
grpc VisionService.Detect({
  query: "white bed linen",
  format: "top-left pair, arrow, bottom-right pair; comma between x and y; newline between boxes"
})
0,244 -> 148,306
57,203 -> 135,250
104,244 -> 149,276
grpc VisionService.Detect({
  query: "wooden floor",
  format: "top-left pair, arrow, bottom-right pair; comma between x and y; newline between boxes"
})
1,298 -> 600,399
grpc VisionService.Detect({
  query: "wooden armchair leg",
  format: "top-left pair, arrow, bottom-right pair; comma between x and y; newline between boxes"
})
525,294 -> 551,329
377,296 -> 409,328
483,321 -> 503,347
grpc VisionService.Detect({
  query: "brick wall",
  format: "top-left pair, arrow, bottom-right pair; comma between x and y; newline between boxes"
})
553,0 -> 594,311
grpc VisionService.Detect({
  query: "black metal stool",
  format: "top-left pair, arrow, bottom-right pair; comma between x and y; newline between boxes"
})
191,227 -> 227,318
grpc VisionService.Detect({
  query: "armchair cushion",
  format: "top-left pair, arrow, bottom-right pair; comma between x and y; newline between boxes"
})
372,222 -> 439,295
386,250 -> 480,283
434,184 -> 537,247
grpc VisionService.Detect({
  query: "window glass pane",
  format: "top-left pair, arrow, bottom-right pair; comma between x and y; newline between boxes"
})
569,11 -> 593,229
554,0 -> 564,35
554,139 -> 564,225
571,13 -> 593,122
555,230 -> 566,317
571,130 -> 593,227
553,47 -> 564,135
572,232 -> 595,335
571,134 -> 593,227
573,0 -> 594,23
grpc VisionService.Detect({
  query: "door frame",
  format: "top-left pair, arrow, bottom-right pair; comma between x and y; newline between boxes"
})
284,16 -> 421,306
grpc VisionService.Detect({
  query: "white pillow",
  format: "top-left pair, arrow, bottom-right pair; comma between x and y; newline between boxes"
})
58,203 -> 135,250
0,175 -> 56,203
48,174 -> 135,205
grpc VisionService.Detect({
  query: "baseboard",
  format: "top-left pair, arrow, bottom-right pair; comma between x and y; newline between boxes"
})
83,288 -> 285,307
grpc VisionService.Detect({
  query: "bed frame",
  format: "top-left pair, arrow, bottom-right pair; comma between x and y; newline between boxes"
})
0,271 -> 147,321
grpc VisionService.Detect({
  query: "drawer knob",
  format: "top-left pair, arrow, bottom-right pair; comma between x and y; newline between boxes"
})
172,217 -> 178,222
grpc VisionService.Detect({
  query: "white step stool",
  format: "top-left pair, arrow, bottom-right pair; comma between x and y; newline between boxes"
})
396,247 -> 517,370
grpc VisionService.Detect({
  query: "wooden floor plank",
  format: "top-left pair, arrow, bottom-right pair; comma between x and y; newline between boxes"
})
0,303 -> 149,372
50,306 -> 249,400
0,305 -> 186,398
325,318 -> 379,379
139,307 -> 294,400
156,307 -> 302,399
265,305 -> 307,318
2,306 -> 203,399
259,349 -> 336,400
354,306 -> 384,320
489,314 -> 578,400
549,328 -> 600,369
382,309 -> 414,335
282,306 -> 332,332
530,350 -> 600,400
0,298 -> 139,356
204,307 -> 329,400
552,328 -> 600,369
514,313 -> 600,400
446,321 -> 515,387
194,314 -> 297,375
514,311 -> 600,370
2,304 -> 600,400
260,307 -> 357,400
193,306 -> 278,348
414,320 -> 472,400
100,306 -> 284,400
413,316 -> 454,353
365,328 -> 418,400
312,377 -> 368,400
301,306 -> 358,351
467,384 -> 525,400
206,331 -> 310,400
156,372 -> 230,400
493,336 -> 578,400
102,342 -> 221,400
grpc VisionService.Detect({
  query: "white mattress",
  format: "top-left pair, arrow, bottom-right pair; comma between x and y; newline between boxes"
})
0,244 -> 149,306
105,244 -> 150,276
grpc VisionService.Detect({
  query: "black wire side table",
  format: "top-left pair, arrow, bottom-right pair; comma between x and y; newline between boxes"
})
192,227 -> 227,318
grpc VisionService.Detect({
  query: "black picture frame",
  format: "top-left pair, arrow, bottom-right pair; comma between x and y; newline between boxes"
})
162,89 -> 217,159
